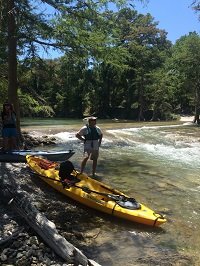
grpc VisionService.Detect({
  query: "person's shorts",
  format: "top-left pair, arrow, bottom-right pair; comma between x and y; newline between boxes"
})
84,149 -> 99,160
2,128 -> 17,138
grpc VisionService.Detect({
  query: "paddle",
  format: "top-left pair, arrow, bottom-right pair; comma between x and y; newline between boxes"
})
31,170 -> 122,199
30,170 -> 141,209
80,185 -> 127,201
80,186 -> 141,209
30,172 -> 139,204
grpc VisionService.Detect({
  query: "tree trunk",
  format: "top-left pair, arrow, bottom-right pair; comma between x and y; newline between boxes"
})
7,0 -> 22,145
138,80 -> 145,121
193,85 -> 200,124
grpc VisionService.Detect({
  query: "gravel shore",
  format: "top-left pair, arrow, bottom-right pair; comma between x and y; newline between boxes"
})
0,162 -> 65,266
0,161 -> 99,266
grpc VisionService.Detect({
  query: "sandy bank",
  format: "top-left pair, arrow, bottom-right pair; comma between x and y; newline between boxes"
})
180,116 -> 194,122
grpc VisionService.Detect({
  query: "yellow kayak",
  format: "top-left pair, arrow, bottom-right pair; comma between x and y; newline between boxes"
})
26,155 -> 166,227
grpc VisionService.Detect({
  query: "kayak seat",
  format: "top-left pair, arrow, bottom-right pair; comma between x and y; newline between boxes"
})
59,160 -> 80,185
38,160 -> 57,170
62,175 -> 80,186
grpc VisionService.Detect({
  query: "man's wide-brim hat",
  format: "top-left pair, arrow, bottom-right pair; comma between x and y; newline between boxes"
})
83,116 -> 97,122
83,116 -> 97,125
88,116 -> 97,121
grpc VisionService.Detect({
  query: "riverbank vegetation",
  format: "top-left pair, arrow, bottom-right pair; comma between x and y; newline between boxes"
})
0,0 -> 200,125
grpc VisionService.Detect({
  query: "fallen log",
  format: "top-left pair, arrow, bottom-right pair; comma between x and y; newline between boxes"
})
0,182 -> 100,266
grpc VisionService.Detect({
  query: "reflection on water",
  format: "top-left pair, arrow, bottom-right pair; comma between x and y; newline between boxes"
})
22,119 -> 200,265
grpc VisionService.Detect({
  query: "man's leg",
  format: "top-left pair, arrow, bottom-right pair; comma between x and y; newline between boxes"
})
92,158 -> 97,177
91,150 -> 99,177
80,151 -> 90,173
81,157 -> 88,173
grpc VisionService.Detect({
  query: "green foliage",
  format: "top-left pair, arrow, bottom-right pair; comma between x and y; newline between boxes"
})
0,77 -> 8,106
1,0 -> 199,121
15,5 -> 172,120
169,32 -> 200,114
18,89 -> 54,117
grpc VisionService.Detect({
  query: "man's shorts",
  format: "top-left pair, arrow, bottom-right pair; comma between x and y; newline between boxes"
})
84,149 -> 99,160
2,128 -> 17,138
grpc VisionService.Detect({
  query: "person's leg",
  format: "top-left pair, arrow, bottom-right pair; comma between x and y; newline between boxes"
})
3,137 -> 9,151
91,150 -> 99,177
92,158 -> 97,177
81,157 -> 88,173
81,151 -> 90,173
2,128 -> 9,151
8,128 -> 18,150
10,136 -> 17,150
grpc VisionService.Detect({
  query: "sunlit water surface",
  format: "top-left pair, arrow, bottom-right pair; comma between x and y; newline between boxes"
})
22,119 -> 200,265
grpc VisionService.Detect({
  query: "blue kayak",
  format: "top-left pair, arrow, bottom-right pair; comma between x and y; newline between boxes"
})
0,149 -> 75,163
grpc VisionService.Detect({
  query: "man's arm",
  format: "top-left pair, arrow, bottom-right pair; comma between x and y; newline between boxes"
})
98,133 -> 103,146
75,132 -> 85,142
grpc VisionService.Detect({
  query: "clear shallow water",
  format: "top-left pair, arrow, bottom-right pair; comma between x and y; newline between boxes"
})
22,119 -> 200,265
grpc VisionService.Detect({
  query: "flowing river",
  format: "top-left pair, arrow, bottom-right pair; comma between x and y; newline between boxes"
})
22,118 -> 200,265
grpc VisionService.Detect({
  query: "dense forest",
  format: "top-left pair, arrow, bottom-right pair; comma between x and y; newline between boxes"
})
0,0 -> 200,126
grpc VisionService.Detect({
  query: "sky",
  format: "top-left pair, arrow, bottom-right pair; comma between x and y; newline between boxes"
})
134,0 -> 199,44
40,0 -> 200,58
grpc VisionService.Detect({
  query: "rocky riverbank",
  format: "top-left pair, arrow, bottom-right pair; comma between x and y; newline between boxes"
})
0,133 -> 101,266
21,131 -> 57,148
0,162 -> 101,266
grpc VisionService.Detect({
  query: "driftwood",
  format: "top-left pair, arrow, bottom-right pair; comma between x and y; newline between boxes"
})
0,182 -> 100,266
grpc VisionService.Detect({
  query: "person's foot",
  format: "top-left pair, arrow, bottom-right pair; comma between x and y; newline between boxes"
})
89,173 -> 103,181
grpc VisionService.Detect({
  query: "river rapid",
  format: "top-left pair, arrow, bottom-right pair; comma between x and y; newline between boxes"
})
22,118 -> 200,266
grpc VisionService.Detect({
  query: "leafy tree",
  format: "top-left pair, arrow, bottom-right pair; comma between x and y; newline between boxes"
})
53,5 -> 131,118
109,8 -> 171,120
1,0 -> 147,129
1,0 -> 57,135
170,32 -> 200,123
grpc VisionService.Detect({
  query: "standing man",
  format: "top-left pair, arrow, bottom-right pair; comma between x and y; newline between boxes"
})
76,116 -> 103,177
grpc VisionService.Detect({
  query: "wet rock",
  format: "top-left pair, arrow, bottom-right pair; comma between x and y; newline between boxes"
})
21,131 -> 57,148
0,253 -> 7,262
29,236 -> 39,245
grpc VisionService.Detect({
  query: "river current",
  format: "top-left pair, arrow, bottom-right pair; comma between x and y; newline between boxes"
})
22,118 -> 200,265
